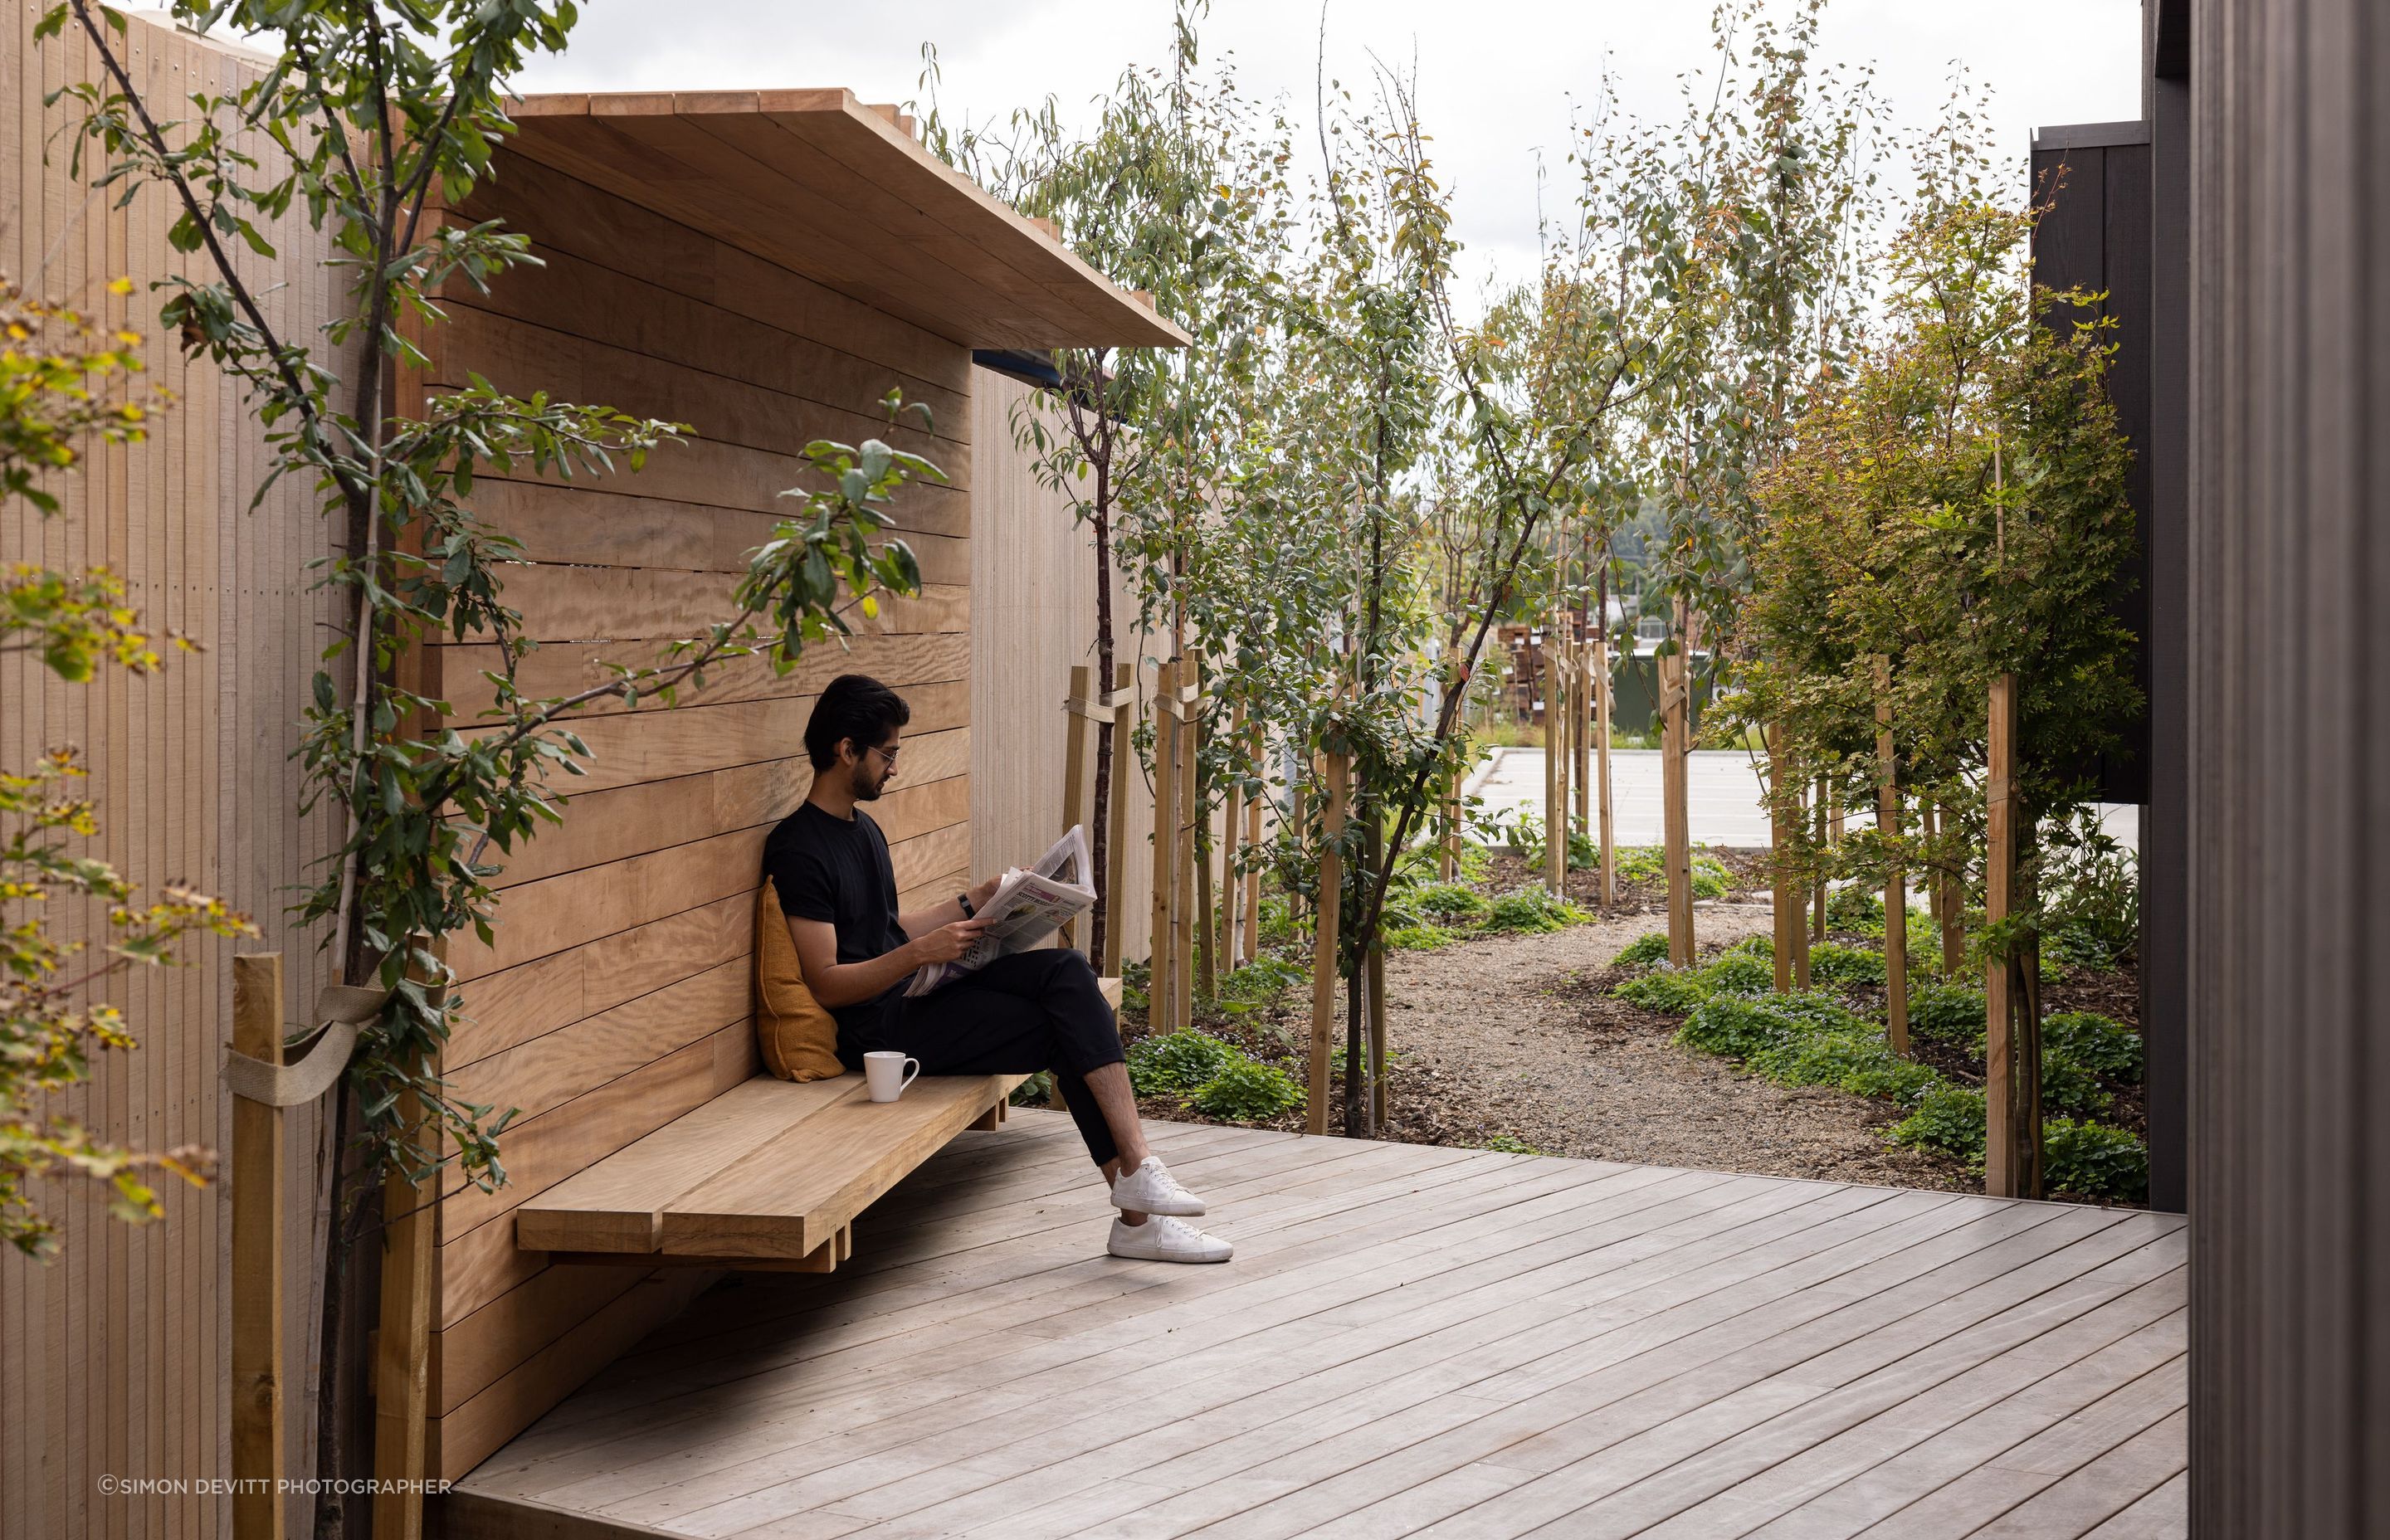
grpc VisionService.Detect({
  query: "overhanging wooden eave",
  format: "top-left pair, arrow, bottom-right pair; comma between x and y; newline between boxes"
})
500,88 -> 1191,353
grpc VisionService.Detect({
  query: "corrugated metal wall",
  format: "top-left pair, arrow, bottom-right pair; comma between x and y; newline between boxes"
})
2186,0 -> 2390,1530
2,13 -> 345,1538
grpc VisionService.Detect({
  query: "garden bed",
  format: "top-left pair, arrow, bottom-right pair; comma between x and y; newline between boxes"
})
1086,891 -> 1974,1192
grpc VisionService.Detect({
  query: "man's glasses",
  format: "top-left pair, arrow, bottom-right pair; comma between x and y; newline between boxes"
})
864,743 -> 900,768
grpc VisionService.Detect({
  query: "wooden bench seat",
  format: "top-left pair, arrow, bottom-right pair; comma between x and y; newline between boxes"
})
515,976 -> 1119,1274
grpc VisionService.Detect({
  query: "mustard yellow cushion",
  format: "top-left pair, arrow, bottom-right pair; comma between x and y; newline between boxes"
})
755,878 -> 844,1082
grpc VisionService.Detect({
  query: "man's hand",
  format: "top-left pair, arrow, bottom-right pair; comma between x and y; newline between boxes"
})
968,873 -> 1002,910
912,916 -> 990,965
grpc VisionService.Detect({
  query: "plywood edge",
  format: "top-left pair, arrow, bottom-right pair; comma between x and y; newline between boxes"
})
655,1072 -> 1022,1257
514,1075 -> 861,1253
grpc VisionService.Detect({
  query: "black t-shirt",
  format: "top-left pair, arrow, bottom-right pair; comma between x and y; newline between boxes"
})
761,802 -> 910,1039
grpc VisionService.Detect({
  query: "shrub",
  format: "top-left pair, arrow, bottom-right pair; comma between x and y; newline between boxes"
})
2035,1047 -> 2113,1118
1483,887 -> 1587,934
2043,1011 -> 2142,1081
1771,990 -> 1868,1036
1726,933 -> 1774,960
1675,995 -> 1798,1059
1911,983 -> 1987,1045
2041,818 -> 2139,968
1216,955 -> 1305,1016
1615,931 -> 1673,970
1614,968 -> 1712,1016
2042,1118 -> 2149,1205
1257,894 -> 1299,946
1750,1029 -> 1939,1107
1890,1084 -> 1988,1166
1190,1057 -> 1305,1120
1617,846 -> 1732,899
1386,924 -> 1458,951
1827,885 -> 1885,934
1414,882 -> 1491,924
1120,957 -> 1153,1019
1476,1133 -> 1547,1155
1698,950 -> 1776,997
1809,940 -> 1887,987
1127,1031 -> 1236,1095
1009,1070 -> 1054,1107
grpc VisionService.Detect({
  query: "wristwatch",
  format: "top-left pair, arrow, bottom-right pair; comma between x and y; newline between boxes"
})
957,892 -> 976,919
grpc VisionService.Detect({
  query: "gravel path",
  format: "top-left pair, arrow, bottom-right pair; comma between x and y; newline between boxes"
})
1119,891 -> 1974,1193
1365,903 -> 1971,1191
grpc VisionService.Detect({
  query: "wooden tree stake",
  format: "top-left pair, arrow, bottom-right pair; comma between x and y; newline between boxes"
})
1812,777 -> 1832,941
1661,617 -> 1695,967
1149,658 -> 1181,1032
373,943 -> 444,1540
1594,630 -> 1616,909
1103,663 -> 1134,975
1243,722 -> 1264,963
1061,664 -> 1097,953
1222,704 -> 1246,969
1984,672 -> 2017,1196
1768,725 -> 1798,993
1572,628 -> 1592,837
1875,656 -> 1909,1055
1544,629 -> 1566,895
1368,934 -> 1389,1133
1174,663 -> 1199,1027
232,953 -> 286,1540
1308,748 -> 1349,1136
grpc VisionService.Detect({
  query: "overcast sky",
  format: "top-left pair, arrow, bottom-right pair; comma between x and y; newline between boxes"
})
513,0 -> 2144,301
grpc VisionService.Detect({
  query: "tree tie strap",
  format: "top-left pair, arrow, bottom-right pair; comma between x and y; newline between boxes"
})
222,982 -> 388,1107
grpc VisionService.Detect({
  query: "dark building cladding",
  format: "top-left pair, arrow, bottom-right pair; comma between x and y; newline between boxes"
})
2030,80 -> 2186,1217
2137,0 -> 2390,1533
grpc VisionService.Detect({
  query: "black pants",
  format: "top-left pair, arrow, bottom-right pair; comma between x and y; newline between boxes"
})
846,948 -> 1128,1167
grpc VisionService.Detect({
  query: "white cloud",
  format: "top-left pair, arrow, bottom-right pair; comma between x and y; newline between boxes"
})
515,0 -> 2142,299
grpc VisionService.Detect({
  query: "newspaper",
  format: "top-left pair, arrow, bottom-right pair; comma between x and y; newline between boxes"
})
905,825 -> 1095,996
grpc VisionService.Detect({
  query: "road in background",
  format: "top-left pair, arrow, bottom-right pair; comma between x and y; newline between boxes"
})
1463,747 -> 2139,851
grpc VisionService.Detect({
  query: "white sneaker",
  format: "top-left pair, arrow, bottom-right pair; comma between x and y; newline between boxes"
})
1108,1155 -> 1205,1216
1108,1215 -> 1233,1264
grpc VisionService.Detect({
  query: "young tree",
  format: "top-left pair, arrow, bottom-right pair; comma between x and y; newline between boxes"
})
920,8 -> 1262,965
46,2 -> 931,1519
1727,118 -> 2138,1193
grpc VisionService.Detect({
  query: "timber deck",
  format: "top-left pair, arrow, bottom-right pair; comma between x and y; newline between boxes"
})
451,1112 -> 2188,1540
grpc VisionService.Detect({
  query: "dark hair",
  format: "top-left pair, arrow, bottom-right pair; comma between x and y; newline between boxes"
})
804,675 -> 910,770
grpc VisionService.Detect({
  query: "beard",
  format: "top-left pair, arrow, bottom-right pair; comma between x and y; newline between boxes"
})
851,762 -> 890,802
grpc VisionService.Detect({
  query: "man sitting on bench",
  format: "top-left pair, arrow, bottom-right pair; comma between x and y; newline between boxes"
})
767,674 -> 1233,1265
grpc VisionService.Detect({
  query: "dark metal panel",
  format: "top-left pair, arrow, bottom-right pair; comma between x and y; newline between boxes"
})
2031,135 -> 2153,806
2188,0 -> 2390,1531
2144,71 -> 2191,1216
2032,119 -> 2154,149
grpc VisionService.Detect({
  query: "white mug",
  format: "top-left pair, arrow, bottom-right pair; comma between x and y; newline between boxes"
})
864,1050 -> 920,1103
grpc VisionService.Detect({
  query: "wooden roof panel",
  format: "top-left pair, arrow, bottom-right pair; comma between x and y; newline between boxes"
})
503,90 -> 1188,352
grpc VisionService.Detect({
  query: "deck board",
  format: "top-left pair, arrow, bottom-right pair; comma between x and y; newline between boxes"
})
452,1111 -> 2188,1540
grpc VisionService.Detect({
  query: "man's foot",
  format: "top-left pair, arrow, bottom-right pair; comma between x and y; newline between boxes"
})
1108,1215 -> 1232,1264
1109,1155 -> 1205,1216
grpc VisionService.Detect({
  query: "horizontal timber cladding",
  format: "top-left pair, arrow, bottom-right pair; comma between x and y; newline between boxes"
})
436,630 -> 968,720
458,563 -> 968,646
426,147 -> 976,1481
421,304 -> 975,494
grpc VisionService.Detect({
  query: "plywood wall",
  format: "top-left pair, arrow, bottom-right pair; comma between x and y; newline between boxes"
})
2,14 -> 347,1540
969,370 -> 1177,962
422,148 -> 975,1481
